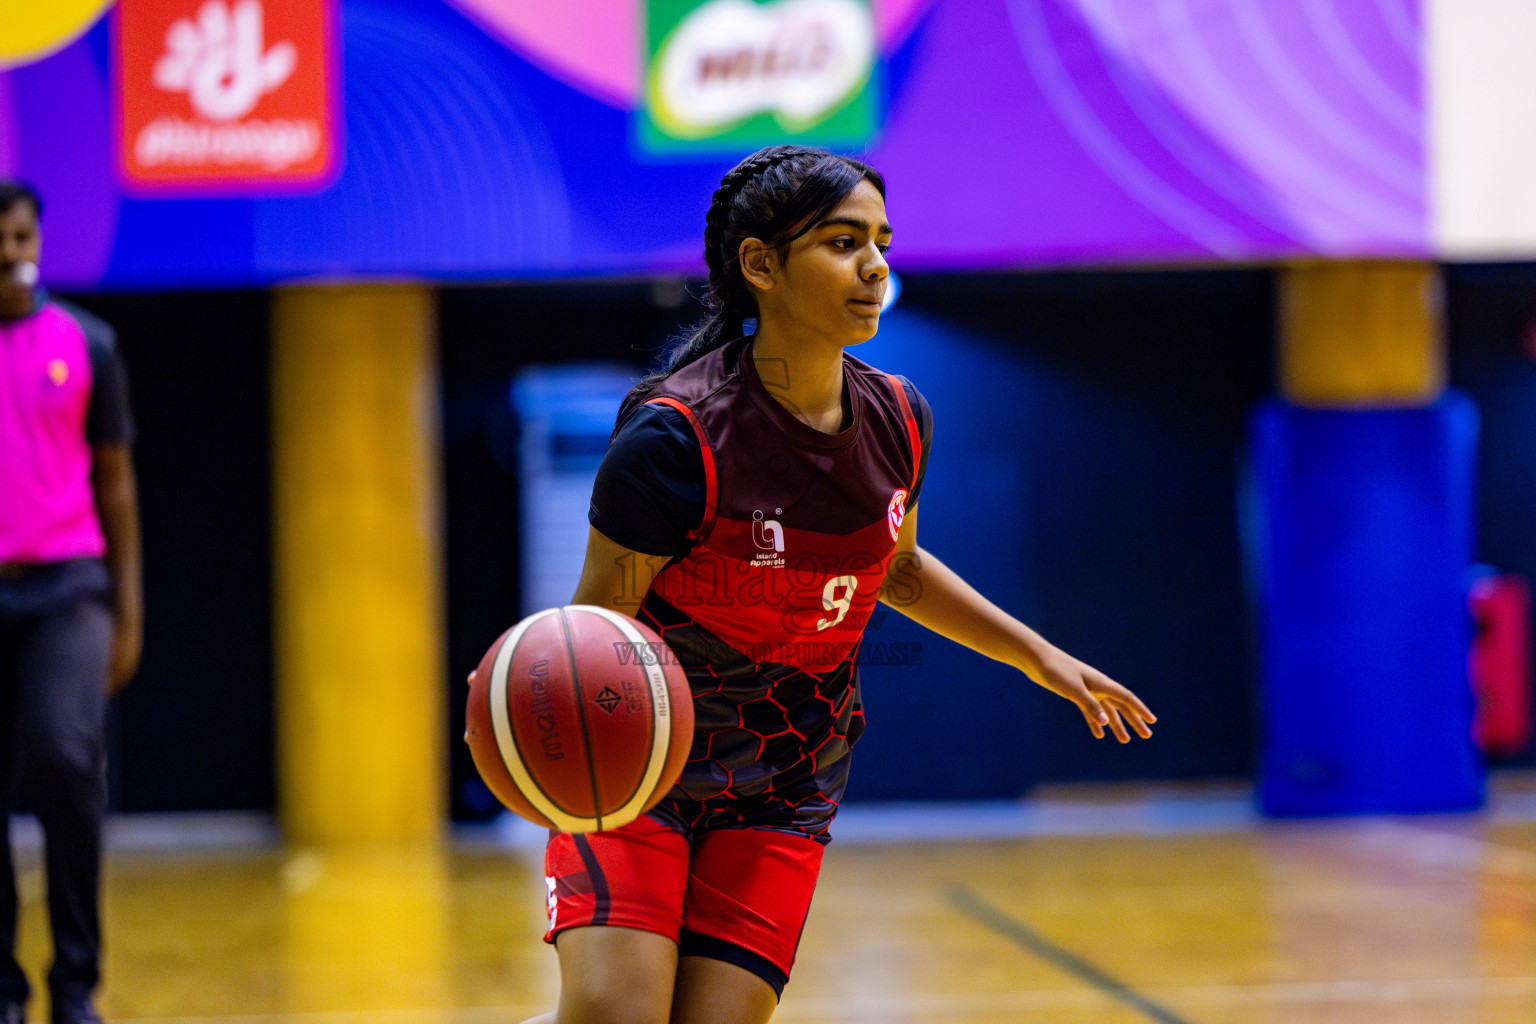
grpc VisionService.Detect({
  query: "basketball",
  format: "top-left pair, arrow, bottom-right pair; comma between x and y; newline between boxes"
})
464,605 -> 694,833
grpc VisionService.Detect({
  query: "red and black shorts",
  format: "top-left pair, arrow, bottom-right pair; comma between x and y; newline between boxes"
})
543,814 -> 826,998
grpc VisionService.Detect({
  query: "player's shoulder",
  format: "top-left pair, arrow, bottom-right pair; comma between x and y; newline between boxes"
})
844,349 -> 914,387
609,397 -> 701,470
843,351 -> 927,410
618,397 -> 693,437
654,337 -> 745,408
48,296 -> 119,361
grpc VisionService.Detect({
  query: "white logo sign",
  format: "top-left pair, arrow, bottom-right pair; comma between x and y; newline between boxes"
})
751,508 -> 786,568
154,0 -> 296,122
752,508 -> 785,552
652,0 -> 874,135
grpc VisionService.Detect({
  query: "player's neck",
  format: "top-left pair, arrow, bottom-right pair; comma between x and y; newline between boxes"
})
750,325 -> 849,434
0,287 -> 35,321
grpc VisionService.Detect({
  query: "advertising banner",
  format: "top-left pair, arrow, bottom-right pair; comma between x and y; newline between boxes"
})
0,0 -> 1427,287
116,0 -> 338,192
639,0 -> 880,154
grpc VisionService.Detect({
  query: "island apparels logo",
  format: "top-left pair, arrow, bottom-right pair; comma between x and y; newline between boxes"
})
751,508 -> 786,568
116,0 -> 338,190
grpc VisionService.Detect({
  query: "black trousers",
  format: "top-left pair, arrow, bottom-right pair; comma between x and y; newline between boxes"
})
0,560 -> 112,1006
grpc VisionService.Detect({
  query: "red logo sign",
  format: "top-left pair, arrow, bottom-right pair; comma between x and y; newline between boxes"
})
887,488 -> 908,542
116,0 -> 337,191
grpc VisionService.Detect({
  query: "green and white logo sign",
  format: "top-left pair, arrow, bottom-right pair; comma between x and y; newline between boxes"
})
641,0 -> 879,154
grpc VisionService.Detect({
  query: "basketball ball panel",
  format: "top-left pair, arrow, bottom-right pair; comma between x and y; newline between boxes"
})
570,606 -> 670,824
465,625 -> 558,829
562,607 -> 659,817
483,611 -> 600,832
465,605 -> 698,835
506,616 -> 599,818
569,605 -> 696,825
503,614 -> 611,822
649,662 -> 695,814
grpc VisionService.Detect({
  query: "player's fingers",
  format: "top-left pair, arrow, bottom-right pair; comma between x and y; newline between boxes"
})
1080,695 -> 1109,738
1111,684 -> 1156,724
1104,696 -> 1153,739
1094,674 -> 1157,725
1105,704 -> 1131,744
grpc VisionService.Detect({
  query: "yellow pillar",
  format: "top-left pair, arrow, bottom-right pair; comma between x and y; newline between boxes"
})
1278,260 -> 1445,407
272,284 -> 445,844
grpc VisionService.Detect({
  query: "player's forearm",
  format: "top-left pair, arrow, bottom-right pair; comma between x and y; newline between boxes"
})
571,527 -> 665,617
93,446 -> 143,621
879,545 -> 1058,679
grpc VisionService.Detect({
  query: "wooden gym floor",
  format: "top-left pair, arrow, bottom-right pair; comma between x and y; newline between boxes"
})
11,775 -> 1536,1024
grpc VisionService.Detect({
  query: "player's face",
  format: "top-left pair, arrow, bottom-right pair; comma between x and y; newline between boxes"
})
0,201 -> 41,315
773,179 -> 891,346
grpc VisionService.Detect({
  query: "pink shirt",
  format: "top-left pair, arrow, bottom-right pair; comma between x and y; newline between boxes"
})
0,301 -> 107,563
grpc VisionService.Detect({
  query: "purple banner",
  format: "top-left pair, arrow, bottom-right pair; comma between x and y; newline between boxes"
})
1,0 -> 1424,288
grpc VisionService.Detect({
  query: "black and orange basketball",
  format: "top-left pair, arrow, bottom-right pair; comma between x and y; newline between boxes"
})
465,605 -> 694,833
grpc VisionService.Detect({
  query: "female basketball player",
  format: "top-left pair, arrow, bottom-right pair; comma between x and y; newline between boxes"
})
524,145 -> 1155,1024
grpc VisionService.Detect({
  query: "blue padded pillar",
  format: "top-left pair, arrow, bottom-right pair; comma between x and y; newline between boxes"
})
1249,394 -> 1483,815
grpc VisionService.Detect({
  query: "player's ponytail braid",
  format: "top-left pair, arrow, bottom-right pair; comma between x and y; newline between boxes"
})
695,145 -> 803,351
619,145 -> 885,421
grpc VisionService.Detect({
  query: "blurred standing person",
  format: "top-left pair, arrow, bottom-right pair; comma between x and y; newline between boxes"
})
0,180 -> 141,1024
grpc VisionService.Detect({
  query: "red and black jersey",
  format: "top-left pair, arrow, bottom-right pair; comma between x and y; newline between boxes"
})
589,337 -> 930,839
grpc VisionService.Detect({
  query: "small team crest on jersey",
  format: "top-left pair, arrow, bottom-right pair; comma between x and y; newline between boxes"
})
887,488 -> 908,541
46,359 -> 70,386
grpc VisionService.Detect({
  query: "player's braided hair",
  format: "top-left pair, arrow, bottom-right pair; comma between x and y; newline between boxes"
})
620,145 -> 884,419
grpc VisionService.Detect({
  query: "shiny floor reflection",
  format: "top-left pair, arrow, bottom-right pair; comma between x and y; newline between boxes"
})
10,781 -> 1536,1024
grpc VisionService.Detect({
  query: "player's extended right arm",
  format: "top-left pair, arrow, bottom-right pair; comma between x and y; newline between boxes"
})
570,526 -> 667,619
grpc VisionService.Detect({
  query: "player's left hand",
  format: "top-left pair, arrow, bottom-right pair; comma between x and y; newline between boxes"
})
108,612 -> 143,696
1032,649 -> 1155,743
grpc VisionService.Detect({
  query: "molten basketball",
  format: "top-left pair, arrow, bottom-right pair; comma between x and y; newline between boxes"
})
465,605 -> 694,833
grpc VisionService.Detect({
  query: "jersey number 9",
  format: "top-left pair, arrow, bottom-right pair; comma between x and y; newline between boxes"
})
817,576 -> 859,632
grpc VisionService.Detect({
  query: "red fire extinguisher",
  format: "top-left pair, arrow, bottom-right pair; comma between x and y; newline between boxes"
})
1469,573 -> 1532,759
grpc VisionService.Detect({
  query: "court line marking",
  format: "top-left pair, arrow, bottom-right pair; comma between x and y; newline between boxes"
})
945,883 -> 1201,1024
